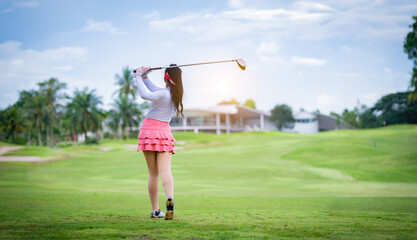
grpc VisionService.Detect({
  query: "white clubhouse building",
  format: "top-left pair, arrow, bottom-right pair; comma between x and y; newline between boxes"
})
170,104 -> 277,134
169,104 -> 352,134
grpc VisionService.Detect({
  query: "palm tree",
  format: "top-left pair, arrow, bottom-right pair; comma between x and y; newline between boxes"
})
66,87 -> 104,144
38,78 -> 66,146
114,66 -> 137,99
106,109 -> 121,140
0,105 -> 25,144
18,90 -> 48,146
112,95 -> 142,139
15,91 -> 34,145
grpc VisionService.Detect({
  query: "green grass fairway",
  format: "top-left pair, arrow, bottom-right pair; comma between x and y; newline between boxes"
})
1,125 -> 417,239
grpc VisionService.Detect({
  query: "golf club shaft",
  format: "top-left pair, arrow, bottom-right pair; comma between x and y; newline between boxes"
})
178,60 -> 236,68
133,60 -> 236,73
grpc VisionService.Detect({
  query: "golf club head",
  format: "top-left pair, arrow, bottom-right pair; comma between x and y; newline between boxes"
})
236,59 -> 246,71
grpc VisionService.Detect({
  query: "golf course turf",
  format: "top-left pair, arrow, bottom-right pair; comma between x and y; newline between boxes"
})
0,125 -> 416,239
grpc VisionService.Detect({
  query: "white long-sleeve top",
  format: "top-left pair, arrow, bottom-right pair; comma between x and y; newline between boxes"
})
135,75 -> 175,122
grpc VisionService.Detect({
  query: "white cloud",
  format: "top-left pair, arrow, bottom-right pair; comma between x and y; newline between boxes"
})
219,8 -> 330,21
256,40 -> 278,55
50,66 -> 73,71
10,59 -> 24,66
0,9 -> 13,14
143,10 -> 159,19
0,41 -> 21,52
14,1 -> 40,8
309,94 -> 341,114
316,94 -> 338,106
334,72 -> 362,78
341,45 -> 352,52
360,92 -> 380,107
0,41 -> 88,108
164,41 -> 173,46
359,90 -> 396,107
147,1 -> 414,42
0,41 -> 88,73
229,0 -> 244,9
384,67 -> 392,73
291,56 -> 327,66
148,7 -> 333,42
84,19 -> 127,36
294,1 -> 335,11
149,13 -> 200,32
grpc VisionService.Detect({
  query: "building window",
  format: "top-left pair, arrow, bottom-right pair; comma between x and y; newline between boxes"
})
188,116 -> 215,126
295,118 -> 317,123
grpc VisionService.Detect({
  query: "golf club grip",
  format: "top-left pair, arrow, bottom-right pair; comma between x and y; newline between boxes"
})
132,67 -> 162,73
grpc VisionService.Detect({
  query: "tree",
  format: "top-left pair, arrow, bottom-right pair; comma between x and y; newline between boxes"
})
106,109 -> 121,140
243,99 -> 256,109
0,105 -> 25,144
66,88 -> 105,144
360,108 -> 381,128
38,78 -> 66,146
330,112 -> 342,129
270,104 -> 295,130
218,98 -> 239,105
409,68 -> 417,101
404,16 -> 417,101
342,109 -> 359,128
61,117 -> 75,142
372,92 -> 417,125
112,95 -> 142,139
15,91 -> 33,145
114,66 -> 137,99
17,90 -> 48,146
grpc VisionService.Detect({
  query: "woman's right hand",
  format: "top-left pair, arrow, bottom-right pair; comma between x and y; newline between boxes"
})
135,66 -> 146,78
135,66 -> 152,79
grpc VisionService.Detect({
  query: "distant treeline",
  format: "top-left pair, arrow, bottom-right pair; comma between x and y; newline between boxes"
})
1,69 -> 417,146
266,92 -> 417,131
330,92 -> 417,129
0,67 -> 146,145
219,93 -> 417,130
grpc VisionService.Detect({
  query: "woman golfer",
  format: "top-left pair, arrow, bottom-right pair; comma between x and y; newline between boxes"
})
134,64 -> 183,220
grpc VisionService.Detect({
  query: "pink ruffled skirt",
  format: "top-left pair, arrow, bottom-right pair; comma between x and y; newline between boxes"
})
137,117 -> 176,155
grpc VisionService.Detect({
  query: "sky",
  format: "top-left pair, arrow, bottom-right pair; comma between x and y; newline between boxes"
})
0,0 -> 416,115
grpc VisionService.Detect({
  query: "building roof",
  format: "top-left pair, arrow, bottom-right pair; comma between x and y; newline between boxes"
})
183,104 -> 269,118
293,111 -> 317,119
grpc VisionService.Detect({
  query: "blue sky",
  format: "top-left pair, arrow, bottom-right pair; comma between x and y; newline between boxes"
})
0,0 -> 415,115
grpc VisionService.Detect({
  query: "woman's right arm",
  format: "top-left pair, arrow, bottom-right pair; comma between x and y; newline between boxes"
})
135,75 -> 165,101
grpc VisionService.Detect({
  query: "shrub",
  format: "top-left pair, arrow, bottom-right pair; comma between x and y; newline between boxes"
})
56,141 -> 78,148
86,137 -> 99,145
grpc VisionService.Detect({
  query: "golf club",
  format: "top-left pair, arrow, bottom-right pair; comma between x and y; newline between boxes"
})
133,59 -> 246,77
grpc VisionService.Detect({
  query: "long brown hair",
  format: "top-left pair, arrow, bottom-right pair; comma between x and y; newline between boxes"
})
165,64 -> 184,118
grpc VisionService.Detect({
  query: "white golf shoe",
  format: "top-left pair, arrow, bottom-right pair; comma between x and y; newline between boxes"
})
151,209 -> 165,218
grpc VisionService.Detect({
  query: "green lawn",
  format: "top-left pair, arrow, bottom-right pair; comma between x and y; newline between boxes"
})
0,125 -> 416,239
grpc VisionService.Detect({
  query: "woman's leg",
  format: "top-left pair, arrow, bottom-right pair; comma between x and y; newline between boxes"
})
156,152 -> 174,198
143,151 -> 159,211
